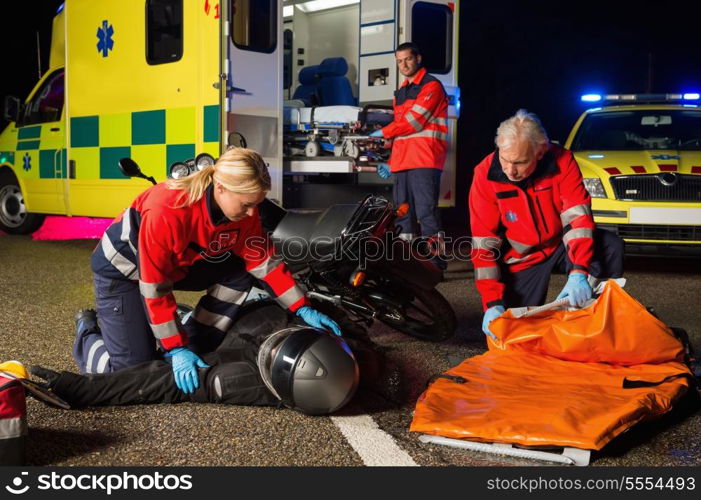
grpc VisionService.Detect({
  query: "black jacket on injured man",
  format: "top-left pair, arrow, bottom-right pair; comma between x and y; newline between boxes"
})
32,302 -> 383,415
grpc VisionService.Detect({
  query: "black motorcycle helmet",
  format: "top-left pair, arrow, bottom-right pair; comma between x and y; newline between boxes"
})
257,326 -> 359,415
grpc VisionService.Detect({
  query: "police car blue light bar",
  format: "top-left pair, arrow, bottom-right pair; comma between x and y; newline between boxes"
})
582,93 -> 701,104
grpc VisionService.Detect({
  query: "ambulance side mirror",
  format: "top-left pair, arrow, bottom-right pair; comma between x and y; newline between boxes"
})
3,96 -> 21,123
119,157 -> 157,185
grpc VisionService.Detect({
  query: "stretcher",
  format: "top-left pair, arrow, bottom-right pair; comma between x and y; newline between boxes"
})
283,103 -> 392,164
410,280 -> 694,465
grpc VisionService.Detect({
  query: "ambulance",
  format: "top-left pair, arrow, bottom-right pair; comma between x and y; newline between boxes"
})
0,0 -> 460,234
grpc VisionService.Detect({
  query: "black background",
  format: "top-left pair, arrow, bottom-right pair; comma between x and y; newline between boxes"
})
1,1 -> 700,227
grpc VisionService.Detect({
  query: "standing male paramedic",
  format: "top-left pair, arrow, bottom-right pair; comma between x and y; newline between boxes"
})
469,109 -> 624,339
370,42 -> 449,270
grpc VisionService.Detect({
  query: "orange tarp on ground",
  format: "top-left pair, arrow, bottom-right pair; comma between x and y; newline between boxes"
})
410,281 -> 692,450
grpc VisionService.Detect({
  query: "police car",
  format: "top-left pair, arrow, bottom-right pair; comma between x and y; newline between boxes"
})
564,93 -> 701,253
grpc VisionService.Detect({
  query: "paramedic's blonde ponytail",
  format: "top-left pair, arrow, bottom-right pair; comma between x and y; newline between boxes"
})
167,147 -> 271,207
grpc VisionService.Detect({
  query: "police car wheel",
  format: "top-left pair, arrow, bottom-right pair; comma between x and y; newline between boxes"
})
0,173 -> 45,234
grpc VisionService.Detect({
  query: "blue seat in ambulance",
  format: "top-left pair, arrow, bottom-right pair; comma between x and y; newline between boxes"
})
317,57 -> 355,106
292,65 -> 321,106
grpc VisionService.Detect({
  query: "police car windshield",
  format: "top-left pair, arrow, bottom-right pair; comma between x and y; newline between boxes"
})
571,110 -> 701,151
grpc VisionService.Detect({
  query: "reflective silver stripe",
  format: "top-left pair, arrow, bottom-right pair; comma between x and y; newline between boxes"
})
472,236 -> 502,251
248,255 -> 283,279
275,285 -> 306,309
506,237 -> 532,255
560,204 -> 592,226
120,208 -> 137,255
139,280 -> 174,299
563,227 -> 594,245
394,129 -> 448,142
193,308 -> 233,333
506,254 -> 533,264
150,319 -> 181,339
85,339 -> 104,374
0,417 -> 27,439
405,112 -> 422,131
207,284 -> 249,305
428,116 -> 448,127
101,235 -> 139,280
411,103 -> 433,119
475,266 -> 500,280
95,351 -> 111,374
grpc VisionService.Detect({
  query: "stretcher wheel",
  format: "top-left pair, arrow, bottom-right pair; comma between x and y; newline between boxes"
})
342,140 -> 359,158
305,141 -> 320,157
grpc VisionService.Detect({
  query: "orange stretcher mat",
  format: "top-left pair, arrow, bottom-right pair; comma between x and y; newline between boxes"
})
410,281 -> 693,450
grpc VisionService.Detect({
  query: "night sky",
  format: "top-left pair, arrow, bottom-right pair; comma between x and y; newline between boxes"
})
2,0 -> 700,226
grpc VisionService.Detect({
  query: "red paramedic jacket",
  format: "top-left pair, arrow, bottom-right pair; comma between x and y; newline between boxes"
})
380,67 -> 449,172
469,145 -> 595,310
91,183 -> 309,350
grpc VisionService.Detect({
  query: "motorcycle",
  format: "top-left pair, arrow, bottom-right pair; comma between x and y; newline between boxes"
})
118,156 -> 457,342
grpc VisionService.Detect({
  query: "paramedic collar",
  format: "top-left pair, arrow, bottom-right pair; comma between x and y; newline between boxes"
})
487,145 -> 558,187
205,184 -> 229,226
402,66 -> 428,87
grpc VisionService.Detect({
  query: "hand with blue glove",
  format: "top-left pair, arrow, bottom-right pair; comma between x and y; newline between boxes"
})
481,305 -> 505,341
296,306 -> 342,336
369,129 -> 384,138
166,347 -> 210,394
377,162 -> 391,179
556,272 -> 592,308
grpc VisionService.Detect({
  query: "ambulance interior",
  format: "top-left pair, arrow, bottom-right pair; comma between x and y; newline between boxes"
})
226,0 -> 457,207
271,0 -> 459,207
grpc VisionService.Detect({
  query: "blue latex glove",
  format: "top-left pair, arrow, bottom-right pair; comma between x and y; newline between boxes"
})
556,272 -> 593,308
296,306 -> 342,336
377,162 -> 391,179
369,129 -> 384,138
166,347 -> 210,394
481,305 -> 505,341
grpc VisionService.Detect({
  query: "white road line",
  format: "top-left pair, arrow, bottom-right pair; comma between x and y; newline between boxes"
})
331,414 -> 419,466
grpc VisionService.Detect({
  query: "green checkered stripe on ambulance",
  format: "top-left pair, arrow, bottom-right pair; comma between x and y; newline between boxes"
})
68,105 -> 220,180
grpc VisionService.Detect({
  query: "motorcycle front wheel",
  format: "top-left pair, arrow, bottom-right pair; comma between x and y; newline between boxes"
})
371,281 -> 456,342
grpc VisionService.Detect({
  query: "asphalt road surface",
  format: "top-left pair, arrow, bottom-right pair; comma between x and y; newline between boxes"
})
1,234 -> 699,467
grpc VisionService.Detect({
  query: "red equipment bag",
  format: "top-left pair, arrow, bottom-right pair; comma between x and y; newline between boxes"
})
0,368 -> 27,465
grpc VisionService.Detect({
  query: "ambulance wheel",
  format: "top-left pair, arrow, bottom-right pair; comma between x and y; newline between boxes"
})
305,141 -> 320,157
0,171 -> 45,234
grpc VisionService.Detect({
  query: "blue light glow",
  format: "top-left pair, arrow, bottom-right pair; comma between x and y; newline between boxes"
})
588,154 -> 605,159
683,93 -> 700,100
581,94 -> 602,102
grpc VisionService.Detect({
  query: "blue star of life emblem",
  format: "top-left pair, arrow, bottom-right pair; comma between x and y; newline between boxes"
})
96,20 -> 115,57
22,153 -> 31,171
505,210 -> 518,222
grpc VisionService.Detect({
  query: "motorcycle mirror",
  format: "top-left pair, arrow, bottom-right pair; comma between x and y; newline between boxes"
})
118,157 -> 144,178
119,157 -> 158,185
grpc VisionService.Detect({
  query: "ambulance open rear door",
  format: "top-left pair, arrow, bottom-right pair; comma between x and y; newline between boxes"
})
222,0 -> 284,203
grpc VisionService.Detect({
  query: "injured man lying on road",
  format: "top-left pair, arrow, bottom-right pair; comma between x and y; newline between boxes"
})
30,302 -> 388,416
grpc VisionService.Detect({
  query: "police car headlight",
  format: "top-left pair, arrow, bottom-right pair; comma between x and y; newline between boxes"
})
169,161 -> 190,179
195,153 -> 216,171
583,178 -> 607,198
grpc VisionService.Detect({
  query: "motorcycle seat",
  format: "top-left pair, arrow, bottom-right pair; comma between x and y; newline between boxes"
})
271,204 -> 359,264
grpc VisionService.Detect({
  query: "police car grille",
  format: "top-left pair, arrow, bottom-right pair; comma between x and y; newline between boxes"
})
610,174 -> 701,201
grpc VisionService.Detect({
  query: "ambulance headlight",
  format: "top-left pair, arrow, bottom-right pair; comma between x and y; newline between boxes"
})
195,153 -> 216,171
583,178 -> 607,198
169,161 -> 190,179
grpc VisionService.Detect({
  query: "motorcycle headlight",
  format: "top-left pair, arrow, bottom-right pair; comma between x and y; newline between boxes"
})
169,161 -> 190,179
583,178 -> 607,198
195,153 -> 216,171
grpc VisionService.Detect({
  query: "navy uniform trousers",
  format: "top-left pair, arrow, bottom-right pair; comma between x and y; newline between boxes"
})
73,256 -> 258,374
501,228 -> 625,308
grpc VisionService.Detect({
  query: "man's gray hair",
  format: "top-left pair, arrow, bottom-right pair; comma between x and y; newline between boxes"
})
495,109 -> 549,150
